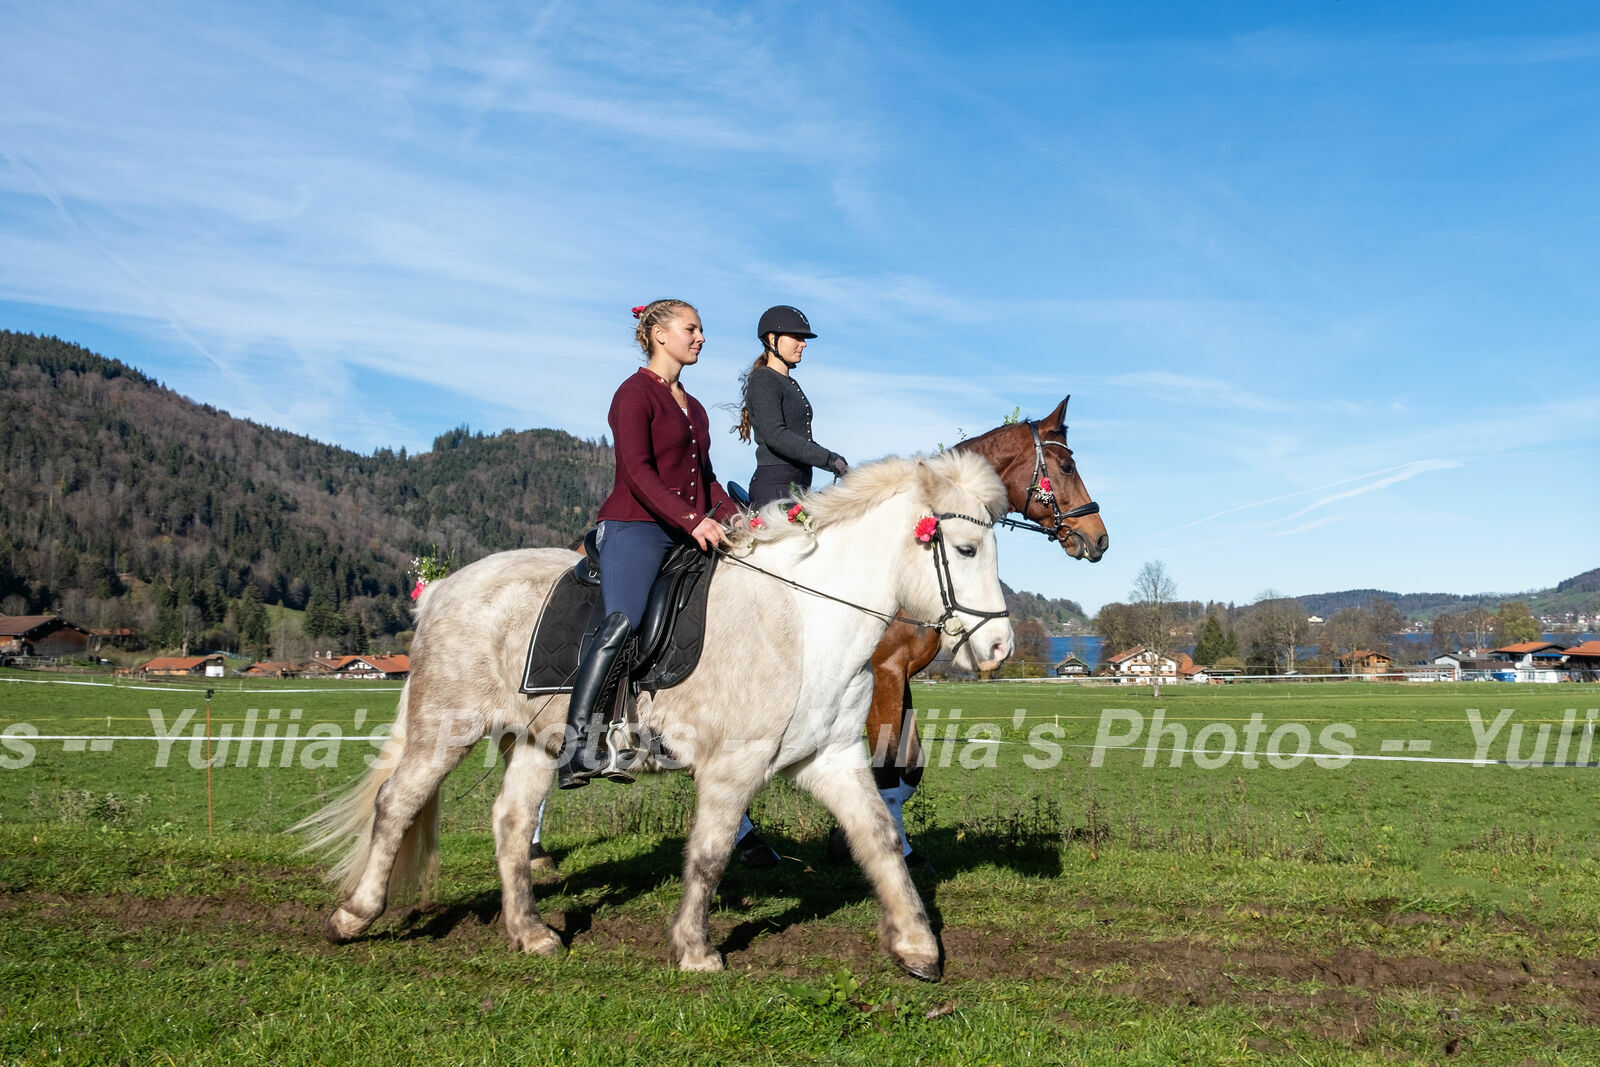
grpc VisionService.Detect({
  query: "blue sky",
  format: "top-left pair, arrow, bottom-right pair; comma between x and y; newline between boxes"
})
3,1 -> 1597,613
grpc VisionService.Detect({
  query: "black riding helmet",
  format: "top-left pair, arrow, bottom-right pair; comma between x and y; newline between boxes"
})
757,305 -> 816,344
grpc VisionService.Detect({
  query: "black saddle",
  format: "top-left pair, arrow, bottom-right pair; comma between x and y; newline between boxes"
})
520,530 -> 718,697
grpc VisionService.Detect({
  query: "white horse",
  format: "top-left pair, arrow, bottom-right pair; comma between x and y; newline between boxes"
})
295,450 -> 1013,979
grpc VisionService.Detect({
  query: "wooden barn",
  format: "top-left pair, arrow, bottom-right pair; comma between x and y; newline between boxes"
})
0,615 -> 92,660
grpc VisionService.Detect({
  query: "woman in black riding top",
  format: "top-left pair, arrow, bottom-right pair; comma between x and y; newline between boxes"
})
736,305 -> 850,508
727,306 -> 852,867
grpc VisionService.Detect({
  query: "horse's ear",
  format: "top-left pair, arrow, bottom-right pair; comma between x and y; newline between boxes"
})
1046,395 -> 1071,429
914,457 -> 942,509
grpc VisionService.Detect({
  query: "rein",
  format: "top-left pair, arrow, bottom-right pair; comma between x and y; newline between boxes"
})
716,511 -> 1009,656
992,419 -> 1100,540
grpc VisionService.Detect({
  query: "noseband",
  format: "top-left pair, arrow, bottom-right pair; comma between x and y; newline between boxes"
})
992,419 -> 1100,542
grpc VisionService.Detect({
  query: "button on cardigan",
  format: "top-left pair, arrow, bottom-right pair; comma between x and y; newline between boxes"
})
597,368 -> 736,537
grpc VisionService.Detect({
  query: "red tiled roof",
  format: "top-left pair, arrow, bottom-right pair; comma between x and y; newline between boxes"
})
0,615 -> 71,637
1560,641 -> 1600,658
332,654 -> 410,674
1493,641 -> 1566,654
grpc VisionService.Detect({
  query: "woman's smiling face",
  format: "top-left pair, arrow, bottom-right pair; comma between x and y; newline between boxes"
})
653,309 -> 705,366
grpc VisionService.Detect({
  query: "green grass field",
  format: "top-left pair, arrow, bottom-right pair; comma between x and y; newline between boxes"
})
4,671 -> 1600,1064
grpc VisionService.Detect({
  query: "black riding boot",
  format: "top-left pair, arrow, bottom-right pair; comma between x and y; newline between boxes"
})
557,611 -> 636,790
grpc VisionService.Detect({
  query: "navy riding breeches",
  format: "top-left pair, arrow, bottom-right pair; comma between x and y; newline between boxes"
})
595,519 -> 678,631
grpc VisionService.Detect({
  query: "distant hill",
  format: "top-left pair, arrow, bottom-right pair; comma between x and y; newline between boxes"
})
1297,573 -> 1600,624
1003,584 -> 1088,633
0,330 -> 612,650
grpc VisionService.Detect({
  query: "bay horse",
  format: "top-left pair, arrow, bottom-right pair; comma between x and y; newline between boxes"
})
861,396 -> 1107,866
296,452 -> 1013,979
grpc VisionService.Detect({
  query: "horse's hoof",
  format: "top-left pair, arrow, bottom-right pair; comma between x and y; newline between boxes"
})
673,946 -> 725,972
323,906 -> 370,944
508,926 -> 564,956
529,843 -> 556,872
896,955 -> 943,982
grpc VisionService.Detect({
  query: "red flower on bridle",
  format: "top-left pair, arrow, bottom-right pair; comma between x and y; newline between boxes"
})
914,516 -> 939,542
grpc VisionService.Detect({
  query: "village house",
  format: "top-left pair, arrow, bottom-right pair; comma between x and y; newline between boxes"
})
1051,654 -> 1092,677
1432,652 -> 1509,682
1099,646 -> 1195,686
330,654 -> 410,680
1491,641 -> 1568,683
298,654 -> 411,680
0,615 -> 92,660
138,654 -> 227,678
1336,649 -> 1393,675
1561,641 -> 1600,681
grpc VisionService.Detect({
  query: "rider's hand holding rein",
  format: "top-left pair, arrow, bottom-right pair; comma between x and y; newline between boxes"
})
691,515 -> 727,551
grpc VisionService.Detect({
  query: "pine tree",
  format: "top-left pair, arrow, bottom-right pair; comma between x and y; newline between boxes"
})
1192,615 -> 1226,665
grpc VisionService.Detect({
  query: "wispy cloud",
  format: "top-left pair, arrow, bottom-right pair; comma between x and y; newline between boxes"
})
1275,459 -> 1461,522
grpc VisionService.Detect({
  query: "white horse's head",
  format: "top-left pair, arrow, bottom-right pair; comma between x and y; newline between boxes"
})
901,450 -> 1015,672
738,452 -> 1013,672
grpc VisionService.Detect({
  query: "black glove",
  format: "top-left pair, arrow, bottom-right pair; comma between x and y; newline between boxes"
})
827,454 -> 850,478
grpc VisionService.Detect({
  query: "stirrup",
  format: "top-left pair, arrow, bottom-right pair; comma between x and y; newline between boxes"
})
599,721 -> 639,784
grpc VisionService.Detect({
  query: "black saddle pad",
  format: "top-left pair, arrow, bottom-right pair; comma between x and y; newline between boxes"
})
519,547 -> 717,696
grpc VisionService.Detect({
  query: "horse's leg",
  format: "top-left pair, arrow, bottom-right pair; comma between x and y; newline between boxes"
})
327,728 -> 474,941
493,730 -> 562,954
667,756 -> 770,972
795,750 -> 941,981
838,624 -> 940,863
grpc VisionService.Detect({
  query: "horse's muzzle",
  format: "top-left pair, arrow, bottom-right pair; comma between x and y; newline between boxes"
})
1063,526 -> 1108,563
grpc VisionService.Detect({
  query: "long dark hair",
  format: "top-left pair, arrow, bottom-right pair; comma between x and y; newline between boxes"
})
733,353 -> 777,442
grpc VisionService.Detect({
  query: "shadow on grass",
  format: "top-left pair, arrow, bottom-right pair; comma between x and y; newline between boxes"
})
371,821 -> 1077,955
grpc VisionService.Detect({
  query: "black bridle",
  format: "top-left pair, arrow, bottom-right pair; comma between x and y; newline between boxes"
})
992,419 -> 1101,541
717,511 -> 1010,662
923,511 -> 1012,662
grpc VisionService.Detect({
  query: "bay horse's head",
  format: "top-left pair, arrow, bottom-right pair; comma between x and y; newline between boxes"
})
997,396 -> 1109,563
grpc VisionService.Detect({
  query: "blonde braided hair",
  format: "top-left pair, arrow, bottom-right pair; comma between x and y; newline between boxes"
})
632,299 -> 696,358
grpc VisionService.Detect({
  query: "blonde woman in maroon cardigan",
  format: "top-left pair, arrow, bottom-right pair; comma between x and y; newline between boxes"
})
558,299 -> 737,789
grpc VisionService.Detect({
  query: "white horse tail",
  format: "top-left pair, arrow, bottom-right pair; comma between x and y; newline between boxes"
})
292,682 -> 440,901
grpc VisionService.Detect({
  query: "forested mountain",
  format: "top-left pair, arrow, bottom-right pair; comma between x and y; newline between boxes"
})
1297,575 -> 1600,623
1003,584 -> 1088,633
0,331 -> 612,654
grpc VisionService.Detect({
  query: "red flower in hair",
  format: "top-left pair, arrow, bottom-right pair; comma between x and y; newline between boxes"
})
411,580 -> 425,600
631,305 -> 648,319
749,516 -> 764,529
914,516 -> 939,542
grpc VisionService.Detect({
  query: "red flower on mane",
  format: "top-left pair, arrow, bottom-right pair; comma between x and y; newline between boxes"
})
914,516 -> 939,542
787,503 -> 804,521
